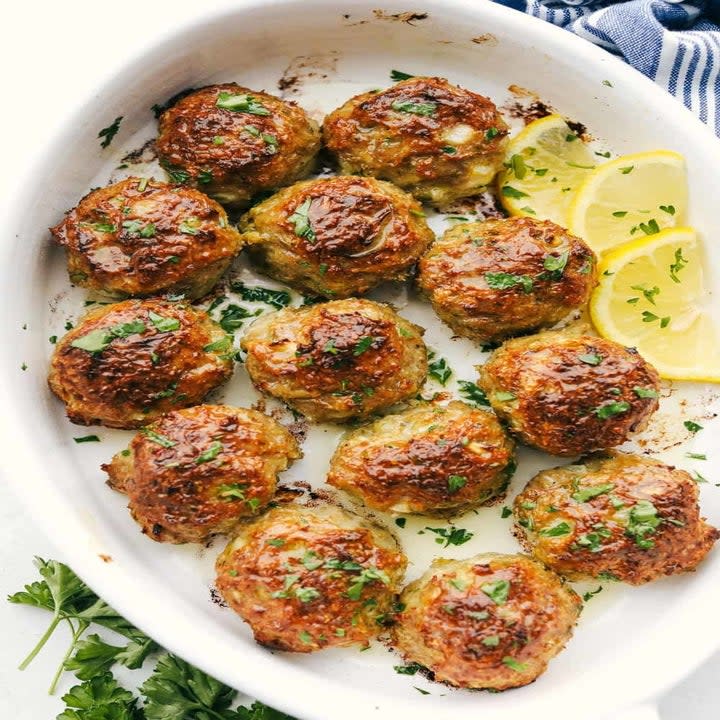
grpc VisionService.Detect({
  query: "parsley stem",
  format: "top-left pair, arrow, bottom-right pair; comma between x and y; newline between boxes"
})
48,619 -> 88,695
18,613 -> 62,671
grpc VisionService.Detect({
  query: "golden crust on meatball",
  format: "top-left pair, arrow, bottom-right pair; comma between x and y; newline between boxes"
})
322,77 -> 509,205
240,298 -> 427,422
327,400 -> 515,515
156,83 -> 321,208
418,217 -> 597,343
103,404 -> 301,543
50,177 -> 243,299
513,451 -> 719,585
239,176 -> 434,298
215,503 -> 408,652
477,330 -> 661,456
48,299 -> 233,429
392,553 -> 580,690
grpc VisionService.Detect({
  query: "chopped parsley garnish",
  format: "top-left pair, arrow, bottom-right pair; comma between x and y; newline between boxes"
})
583,586 -> 603,602
390,69 -> 414,81
684,420 -> 703,433
578,352 -> 603,366
481,580 -> 510,605
70,320 -> 146,353
686,452 -> 707,460
353,336 -> 375,356
195,440 -> 223,464
203,336 -> 233,353
216,92 -> 271,115
288,198 -> 316,242
394,663 -> 423,675
457,380 -> 490,407
482,635 -> 500,647
346,567 -> 390,601
212,135 -> 225,145
485,127 -> 499,141
323,340 -> 339,355
425,526 -> 474,547
231,283 -> 291,308
73,435 -> 100,443
572,483 -> 614,502
88,222 -> 117,233
266,538 -> 285,547
441,146 -> 457,154
574,526 -> 611,552
179,218 -> 201,235
501,506 -> 512,519
625,500 -> 661,549
630,284 -> 660,305
509,154 -> 528,180
295,587 -> 321,603
428,356 -> 452,385
218,304 -> 254,332
395,518 -> 407,529
641,311 -> 671,328
502,656 -> 527,672
98,116 -> 123,148
140,428 -> 176,448
391,100 -> 437,116
634,386 -> 659,399
494,391 -> 516,402
638,219 -> 660,235
298,630 -> 313,645
485,271 -> 533,293
669,247 -> 688,283
447,475 -> 467,493
217,484 -> 247,501
612,211 -> 628,218
594,401 -> 630,419
538,521 -> 572,537
542,251 -> 569,278
148,311 -> 180,333
501,185 -> 529,200
620,166 -> 634,174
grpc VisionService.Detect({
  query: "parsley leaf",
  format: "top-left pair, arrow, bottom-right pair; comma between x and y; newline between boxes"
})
485,272 -> 533,293
231,283 -> 291,309
98,117 -> 123,149
391,100 -> 437,116
390,70 -> 414,81
594,401 -> 630,419
425,526 -> 473,547
428,356 -> 452,385
684,420 -> 703,433
216,92 -> 271,115
457,380 -> 490,407
481,579 -> 510,605
58,673 -> 141,720
447,475 -> 467,493
625,500 -> 661,549
572,484 -> 614,502
501,185 -> 529,199
288,198 -> 316,242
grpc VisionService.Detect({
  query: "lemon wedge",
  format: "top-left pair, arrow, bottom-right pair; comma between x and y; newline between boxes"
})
497,114 -> 596,225
590,227 -> 720,382
569,150 -> 687,254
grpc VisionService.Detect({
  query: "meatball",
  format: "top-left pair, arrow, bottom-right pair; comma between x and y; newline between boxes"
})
239,176 -> 434,298
50,177 -> 243,299
215,503 -> 407,651
156,83 -> 320,208
392,553 -> 580,690
477,330 -> 661,456
418,217 -> 597,343
103,404 -> 301,543
513,451 -> 719,585
322,77 -> 508,205
327,400 -> 515,515
48,299 -> 233,428
240,298 -> 427,422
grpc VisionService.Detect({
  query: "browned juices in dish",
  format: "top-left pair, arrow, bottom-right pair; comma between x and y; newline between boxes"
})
215,503 -> 408,652
418,217 -> 597,343
327,400 -> 515,515
48,299 -> 233,428
104,404 -> 301,543
477,330 -> 661,456
323,76 -> 508,205
393,553 -> 580,689
156,83 -> 321,208
240,175 -> 434,298
240,298 -> 427,422
513,451 -> 719,584
50,177 -> 243,299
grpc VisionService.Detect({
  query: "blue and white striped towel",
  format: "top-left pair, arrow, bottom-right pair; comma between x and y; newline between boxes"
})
494,0 -> 720,134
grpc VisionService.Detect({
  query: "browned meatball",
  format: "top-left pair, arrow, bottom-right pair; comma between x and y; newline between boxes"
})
392,553 -> 580,690
48,299 -> 233,428
156,83 -> 321,208
327,401 -> 515,515
323,77 -> 508,205
239,176 -> 434,298
477,330 -> 661,456
103,404 -> 301,543
215,503 -> 408,652
418,217 -> 597,343
240,298 -> 427,422
513,451 -> 719,585
50,177 -> 243,299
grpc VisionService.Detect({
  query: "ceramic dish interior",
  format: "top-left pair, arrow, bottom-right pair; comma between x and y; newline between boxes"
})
2,2 -> 720,720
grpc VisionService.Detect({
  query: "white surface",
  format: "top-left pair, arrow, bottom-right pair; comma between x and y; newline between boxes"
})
1,1 -> 720,719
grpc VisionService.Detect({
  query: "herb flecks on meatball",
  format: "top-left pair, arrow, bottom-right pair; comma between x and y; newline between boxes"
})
323,77 -> 508,205
50,177 -> 243,299
156,83 -> 321,208
513,451 -> 719,584
215,504 -> 408,652
477,330 -> 661,456
418,217 -> 597,343
327,400 -> 515,515
240,176 -> 434,298
392,553 -> 580,690
48,299 -> 233,428
104,404 -> 301,543
240,298 -> 427,422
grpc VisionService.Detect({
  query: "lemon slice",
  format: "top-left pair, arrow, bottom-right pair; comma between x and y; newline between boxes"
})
496,114 -> 596,225
590,227 -> 720,382
569,150 -> 687,254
